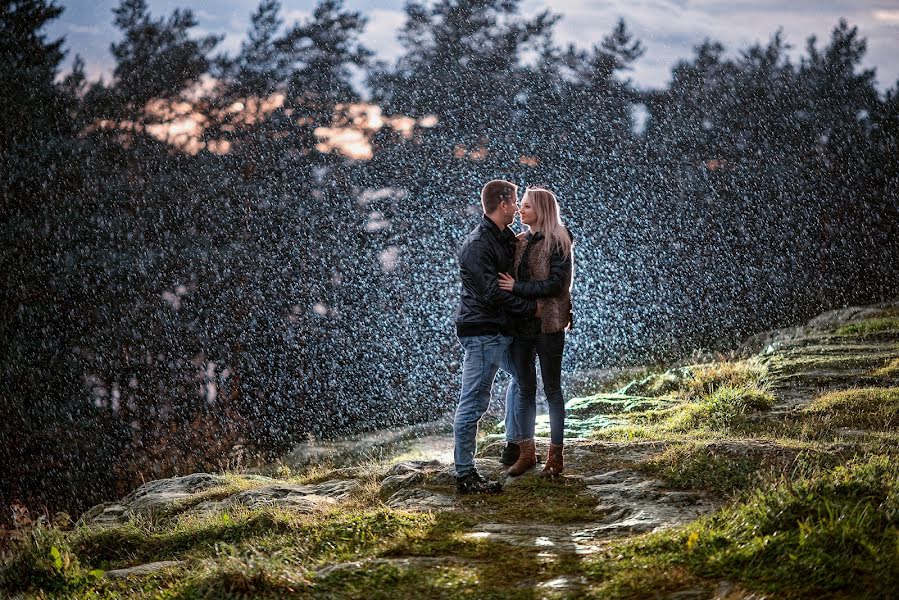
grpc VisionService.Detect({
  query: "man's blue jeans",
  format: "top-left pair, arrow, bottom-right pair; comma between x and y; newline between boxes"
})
454,333 -> 520,476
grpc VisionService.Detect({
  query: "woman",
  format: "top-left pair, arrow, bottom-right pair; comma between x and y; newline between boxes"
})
498,186 -> 573,477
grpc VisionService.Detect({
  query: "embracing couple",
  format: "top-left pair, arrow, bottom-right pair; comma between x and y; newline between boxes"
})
453,179 -> 574,494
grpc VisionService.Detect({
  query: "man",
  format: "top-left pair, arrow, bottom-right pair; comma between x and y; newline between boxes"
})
453,179 -> 541,494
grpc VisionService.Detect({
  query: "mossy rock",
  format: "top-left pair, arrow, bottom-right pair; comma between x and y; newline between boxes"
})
565,393 -> 673,419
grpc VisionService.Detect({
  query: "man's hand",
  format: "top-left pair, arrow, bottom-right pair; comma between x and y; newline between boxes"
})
535,302 -> 543,318
498,272 -> 516,292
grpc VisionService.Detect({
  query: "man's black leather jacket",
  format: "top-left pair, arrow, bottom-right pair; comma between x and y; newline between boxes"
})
455,216 -> 537,337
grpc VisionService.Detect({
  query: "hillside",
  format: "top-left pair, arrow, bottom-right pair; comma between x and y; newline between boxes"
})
3,302 -> 899,599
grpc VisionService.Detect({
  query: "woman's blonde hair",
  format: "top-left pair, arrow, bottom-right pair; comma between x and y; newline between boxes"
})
523,186 -> 572,260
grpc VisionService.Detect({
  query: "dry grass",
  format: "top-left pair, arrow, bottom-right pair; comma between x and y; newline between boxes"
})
871,357 -> 899,377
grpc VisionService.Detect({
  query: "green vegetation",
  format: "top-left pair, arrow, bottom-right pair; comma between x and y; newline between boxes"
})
763,352 -> 899,375
674,383 -> 775,430
1,506 -> 438,598
558,360 -> 775,440
836,317 -> 899,335
583,455 -> 899,598
677,361 -> 767,402
5,317 -> 899,599
590,362 -> 775,440
803,387 -> 899,431
641,440 -> 819,494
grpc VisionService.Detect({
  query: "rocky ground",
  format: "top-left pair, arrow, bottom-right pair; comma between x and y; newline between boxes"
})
3,302 -> 899,599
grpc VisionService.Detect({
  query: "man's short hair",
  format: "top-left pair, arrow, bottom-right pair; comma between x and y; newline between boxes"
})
481,179 -> 518,214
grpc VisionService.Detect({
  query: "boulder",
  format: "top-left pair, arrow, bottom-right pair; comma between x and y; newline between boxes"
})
380,460 -> 443,495
190,479 -> 360,514
80,473 -> 233,525
81,474 -> 359,525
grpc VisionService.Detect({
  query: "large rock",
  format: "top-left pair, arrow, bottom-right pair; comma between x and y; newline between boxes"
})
740,301 -> 899,354
379,458 -> 510,511
379,458 -> 505,492
583,469 -> 718,535
80,473 -> 233,526
80,474 -> 360,525
380,460 -> 444,495
192,479 -> 360,514
283,420 -> 453,468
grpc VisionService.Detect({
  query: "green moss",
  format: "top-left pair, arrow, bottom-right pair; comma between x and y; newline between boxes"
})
836,317 -> 899,335
616,367 -> 691,397
591,382 -> 775,441
565,393 -> 673,419
592,365 -> 672,395
533,412 -> 630,439
533,393 -> 675,438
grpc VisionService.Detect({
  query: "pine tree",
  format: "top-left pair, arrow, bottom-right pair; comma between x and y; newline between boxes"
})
98,0 -> 220,122
0,0 -> 70,153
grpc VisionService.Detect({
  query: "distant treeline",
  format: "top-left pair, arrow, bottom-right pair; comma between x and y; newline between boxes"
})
1,0 -> 897,518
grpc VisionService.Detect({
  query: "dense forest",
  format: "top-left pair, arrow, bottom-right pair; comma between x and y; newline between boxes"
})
1,0 -> 897,518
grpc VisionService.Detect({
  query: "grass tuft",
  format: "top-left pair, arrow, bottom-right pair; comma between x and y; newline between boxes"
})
803,387 -> 899,431
678,384 -> 775,431
678,361 -> 767,402
872,357 -> 899,377
639,440 -> 841,495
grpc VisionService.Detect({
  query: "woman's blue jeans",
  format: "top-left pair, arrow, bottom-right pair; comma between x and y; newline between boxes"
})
512,331 -> 566,445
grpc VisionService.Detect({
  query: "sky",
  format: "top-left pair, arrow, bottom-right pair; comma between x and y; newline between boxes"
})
48,0 -> 899,93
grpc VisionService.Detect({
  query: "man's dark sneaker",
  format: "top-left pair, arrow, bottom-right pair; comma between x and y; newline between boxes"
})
500,442 -> 520,466
456,470 -> 503,494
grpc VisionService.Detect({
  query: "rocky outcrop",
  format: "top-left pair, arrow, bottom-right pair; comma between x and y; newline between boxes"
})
376,453 -> 718,543
79,473 -> 234,526
582,468 -> 718,535
739,300 -> 899,355
80,474 -> 360,526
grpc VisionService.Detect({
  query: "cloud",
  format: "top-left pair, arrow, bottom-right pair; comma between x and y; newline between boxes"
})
873,9 -> 899,23
364,9 -> 406,59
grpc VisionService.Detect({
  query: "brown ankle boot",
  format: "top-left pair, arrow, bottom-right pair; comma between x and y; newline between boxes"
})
540,443 -> 564,477
507,439 -> 536,476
